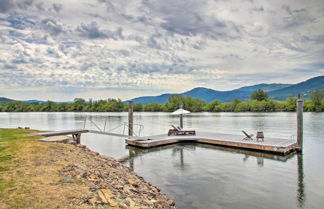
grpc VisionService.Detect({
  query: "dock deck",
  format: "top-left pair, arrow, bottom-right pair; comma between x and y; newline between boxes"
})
126,132 -> 299,155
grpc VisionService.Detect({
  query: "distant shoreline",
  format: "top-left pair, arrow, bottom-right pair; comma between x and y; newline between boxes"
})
1,94 -> 323,113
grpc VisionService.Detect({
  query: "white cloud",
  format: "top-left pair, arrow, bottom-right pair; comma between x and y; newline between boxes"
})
0,0 -> 323,100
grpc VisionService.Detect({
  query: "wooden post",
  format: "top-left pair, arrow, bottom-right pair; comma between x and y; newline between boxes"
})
73,133 -> 81,144
128,101 -> 134,136
297,94 -> 303,152
179,102 -> 183,129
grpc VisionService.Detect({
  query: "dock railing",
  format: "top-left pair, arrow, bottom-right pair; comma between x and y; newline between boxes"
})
83,117 -> 144,137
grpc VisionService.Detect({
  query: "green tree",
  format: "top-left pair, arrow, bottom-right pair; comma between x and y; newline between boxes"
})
203,100 -> 221,112
164,95 -> 184,112
230,98 -> 241,111
310,90 -> 324,108
73,98 -> 86,111
251,89 -> 269,101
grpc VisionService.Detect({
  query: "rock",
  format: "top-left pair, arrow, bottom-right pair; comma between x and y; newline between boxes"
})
142,199 -> 154,206
100,189 -> 115,199
107,199 -> 118,207
77,144 -> 86,148
87,197 -> 97,205
59,177 -> 75,184
97,190 -> 108,204
125,198 -> 135,208
118,203 -> 128,209
123,185 -> 132,193
168,200 -> 176,206
87,174 -> 97,181
113,184 -> 123,190
127,178 -> 135,185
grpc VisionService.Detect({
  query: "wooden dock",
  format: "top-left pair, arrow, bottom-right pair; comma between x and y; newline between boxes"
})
126,132 -> 299,155
36,129 -> 89,144
36,129 -> 89,137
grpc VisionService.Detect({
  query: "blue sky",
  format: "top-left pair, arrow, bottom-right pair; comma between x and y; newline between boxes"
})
0,0 -> 323,101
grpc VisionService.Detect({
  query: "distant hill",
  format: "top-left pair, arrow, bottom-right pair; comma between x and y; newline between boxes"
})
269,76 -> 324,100
129,75 -> 324,103
21,100 -> 46,104
130,93 -> 173,104
0,97 -> 13,102
0,97 -> 45,104
237,83 -> 292,92
181,87 -> 251,103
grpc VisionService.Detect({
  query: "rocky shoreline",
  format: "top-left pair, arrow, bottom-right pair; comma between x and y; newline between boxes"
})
59,142 -> 177,208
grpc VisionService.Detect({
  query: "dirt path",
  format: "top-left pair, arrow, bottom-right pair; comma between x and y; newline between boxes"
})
0,129 -> 176,209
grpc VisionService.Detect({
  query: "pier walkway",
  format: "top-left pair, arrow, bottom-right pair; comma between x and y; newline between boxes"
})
126,131 -> 298,155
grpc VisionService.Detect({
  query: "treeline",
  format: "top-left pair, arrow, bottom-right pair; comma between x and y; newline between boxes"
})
0,90 -> 324,112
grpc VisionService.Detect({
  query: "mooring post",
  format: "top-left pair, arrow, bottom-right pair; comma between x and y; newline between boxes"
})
179,102 -> 184,129
297,94 -> 304,152
128,101 -> 134,136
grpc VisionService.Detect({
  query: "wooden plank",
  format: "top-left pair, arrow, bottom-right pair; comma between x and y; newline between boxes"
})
125,132 -> 298,155
37,129 -> 89,137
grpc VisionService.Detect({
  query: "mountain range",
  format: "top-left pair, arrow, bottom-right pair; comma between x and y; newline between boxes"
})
130,75 -> 324,104
0,97 -> 46,104
1,75 -> 323,104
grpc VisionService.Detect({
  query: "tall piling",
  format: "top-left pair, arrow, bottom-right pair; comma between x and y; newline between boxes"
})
297,94 -> 304,152
128,101 -> 134,136
179,102 -> 184,129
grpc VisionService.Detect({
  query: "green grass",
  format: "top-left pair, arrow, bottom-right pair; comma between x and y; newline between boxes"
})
0,129 -> 38,193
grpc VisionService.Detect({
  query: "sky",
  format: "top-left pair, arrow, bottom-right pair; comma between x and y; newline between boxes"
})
0,0 -> 324,101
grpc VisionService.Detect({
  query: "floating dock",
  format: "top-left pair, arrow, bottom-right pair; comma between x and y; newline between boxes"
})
35,129 -> 299,155
126,132 -> 299,155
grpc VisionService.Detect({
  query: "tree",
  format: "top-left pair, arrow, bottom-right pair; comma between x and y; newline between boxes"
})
310,90 -> 324,107
230,98 -> 241,111
251,89 -> 269,101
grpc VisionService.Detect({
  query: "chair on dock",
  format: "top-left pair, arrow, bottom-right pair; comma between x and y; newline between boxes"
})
168,125 -> 196,136
242,130 -> 253,140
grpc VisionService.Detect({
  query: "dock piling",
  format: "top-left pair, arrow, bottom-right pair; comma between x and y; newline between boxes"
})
128,101 -> 134,136
179,103 -> 184,129
297,94 -> 303,152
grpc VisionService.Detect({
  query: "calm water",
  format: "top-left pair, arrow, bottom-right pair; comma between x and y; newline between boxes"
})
0,112 -> 323,209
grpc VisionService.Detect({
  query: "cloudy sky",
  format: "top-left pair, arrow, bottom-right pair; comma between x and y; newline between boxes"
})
0,0 -> 323,101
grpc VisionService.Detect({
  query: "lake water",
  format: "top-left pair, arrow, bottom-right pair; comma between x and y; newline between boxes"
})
0,112 -> 323,209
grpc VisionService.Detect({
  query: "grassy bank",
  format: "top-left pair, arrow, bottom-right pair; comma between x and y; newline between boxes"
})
0,129 -> 36,193
0,129 -> 176,209
0,129 -> 88,208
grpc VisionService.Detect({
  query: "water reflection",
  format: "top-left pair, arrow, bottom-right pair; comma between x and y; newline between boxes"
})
119,143 -> 305,209
171,145 -> 195,170
297,154 -> 305,208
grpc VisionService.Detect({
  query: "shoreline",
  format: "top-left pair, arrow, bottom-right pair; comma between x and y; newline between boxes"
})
0,128 -> 177,209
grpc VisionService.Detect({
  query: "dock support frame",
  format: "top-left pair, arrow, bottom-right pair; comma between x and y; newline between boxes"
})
72,133 -> 81,144
297,94 -> 303,153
